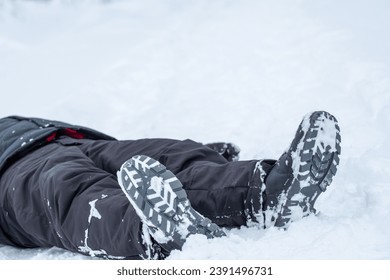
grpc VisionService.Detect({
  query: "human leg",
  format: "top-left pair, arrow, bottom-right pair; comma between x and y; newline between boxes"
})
116,111 -> 341,239
0,142 -> 161,259
73,138 -> 229,176
74,137 -> 268,227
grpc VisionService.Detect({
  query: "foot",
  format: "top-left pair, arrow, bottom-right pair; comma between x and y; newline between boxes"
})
263,111 -> 341,228
205,142 -> 241,162
117,155 -> 225,254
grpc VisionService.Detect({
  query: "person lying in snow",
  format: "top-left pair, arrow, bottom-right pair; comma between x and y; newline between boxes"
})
0,111 -> 341,259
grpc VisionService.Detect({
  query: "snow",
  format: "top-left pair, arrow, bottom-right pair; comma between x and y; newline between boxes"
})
1,0 -> 390,260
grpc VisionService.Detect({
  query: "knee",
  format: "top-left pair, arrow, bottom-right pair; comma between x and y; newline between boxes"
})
158,139 -> 226,173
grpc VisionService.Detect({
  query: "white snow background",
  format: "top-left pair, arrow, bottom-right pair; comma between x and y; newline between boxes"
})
0,0 -> 390,260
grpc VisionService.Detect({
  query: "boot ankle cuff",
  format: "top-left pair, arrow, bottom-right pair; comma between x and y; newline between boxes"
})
244,160 -> 273,227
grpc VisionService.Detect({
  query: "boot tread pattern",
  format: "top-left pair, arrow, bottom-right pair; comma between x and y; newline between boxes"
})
274,111 -> 341,227
118,155 -> 225,251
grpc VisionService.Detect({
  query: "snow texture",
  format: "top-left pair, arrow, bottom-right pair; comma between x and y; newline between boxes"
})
1,0 -> 390,260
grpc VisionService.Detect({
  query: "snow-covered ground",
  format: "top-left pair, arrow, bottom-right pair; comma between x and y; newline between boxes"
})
0,0 -> 389,259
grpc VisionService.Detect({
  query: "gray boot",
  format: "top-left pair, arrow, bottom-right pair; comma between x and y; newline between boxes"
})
263,111 -> 341,228
117,155 -> 226,257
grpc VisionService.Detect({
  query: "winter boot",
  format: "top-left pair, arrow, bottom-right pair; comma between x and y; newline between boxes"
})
263,111 -> 341,228
205,142 -> 241,162
117,155 -> 226,256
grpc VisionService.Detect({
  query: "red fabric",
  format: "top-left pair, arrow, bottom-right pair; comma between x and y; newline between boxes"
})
46,132 -> 57,142
63,128 -> 85,139
46,129 -> 85,142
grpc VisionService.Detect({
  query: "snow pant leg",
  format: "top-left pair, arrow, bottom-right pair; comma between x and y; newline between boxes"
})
73,138 -> 229,175
0,142 -> 159,259
75,138 -> 275,227
174,157 -> 275,227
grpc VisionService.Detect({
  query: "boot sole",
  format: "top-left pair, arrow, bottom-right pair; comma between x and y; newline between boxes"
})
117,155 -> 225,251
274,111 -> 341,228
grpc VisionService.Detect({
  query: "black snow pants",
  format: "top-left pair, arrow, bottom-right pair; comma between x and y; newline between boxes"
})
0,137 -> 274,259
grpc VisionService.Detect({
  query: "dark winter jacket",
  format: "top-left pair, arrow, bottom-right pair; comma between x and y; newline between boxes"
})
0,116 -> 115,174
